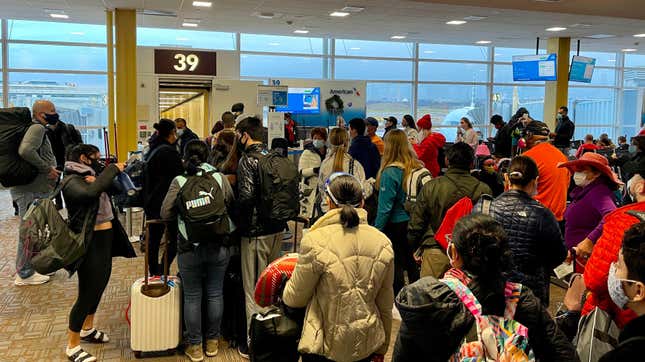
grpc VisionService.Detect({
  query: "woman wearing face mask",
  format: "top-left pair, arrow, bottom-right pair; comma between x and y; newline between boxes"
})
401,114 -> 419,144
477,156 -> 567,306
394,214 -> 577,362
299,127 -> 328,223
62,144 -> 136,362
456,117 -> 479,150
559,153 -> 621,271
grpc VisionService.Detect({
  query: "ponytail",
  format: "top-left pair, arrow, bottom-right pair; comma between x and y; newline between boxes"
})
340,204 -> 359,228
185,155 -> 201,176
332,145 -> 346,172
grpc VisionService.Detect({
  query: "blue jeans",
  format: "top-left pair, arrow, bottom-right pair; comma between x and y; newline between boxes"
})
12,190 -> 49,279
178,243 -> 230,345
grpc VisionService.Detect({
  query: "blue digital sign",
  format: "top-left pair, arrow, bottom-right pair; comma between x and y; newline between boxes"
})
276,87 -> 321,114
569,56 -> 596,83
512,53 -> 558,81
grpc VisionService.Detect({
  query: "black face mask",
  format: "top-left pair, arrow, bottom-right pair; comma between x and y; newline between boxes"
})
44,112 -> 60,126
89,158 -> 105,174
237,134 -> 247,151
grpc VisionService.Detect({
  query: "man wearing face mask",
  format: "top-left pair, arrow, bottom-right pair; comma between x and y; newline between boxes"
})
580,157 -> 645,330
11,100 -> 60,286
599,222 -> 645,361
551,106 -> 575,155
174,118 -> 199,157
299,127 -> 327,222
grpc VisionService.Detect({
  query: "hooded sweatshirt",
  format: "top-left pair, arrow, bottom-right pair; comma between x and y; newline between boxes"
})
64,161 -> 113,225
414,132 -> 446,177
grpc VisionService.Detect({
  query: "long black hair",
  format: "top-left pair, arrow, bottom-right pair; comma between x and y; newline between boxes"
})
183,140 -> 209,176
452,213 -> 513,312
326,173 -> 363,228
403,114 -> 417,130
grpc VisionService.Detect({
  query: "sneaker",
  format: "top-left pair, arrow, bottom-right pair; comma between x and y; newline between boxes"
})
205,339 -> 218,357
14,272 -> 50,286
184,344 -> 204,362
237,343 -> 249,359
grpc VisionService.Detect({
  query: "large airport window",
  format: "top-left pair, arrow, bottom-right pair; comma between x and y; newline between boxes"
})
574,126 -> 616,140
417,84 -> 489,137
568,87 -> 616,135
241,34 -> 323,55
137,27 -> 236,50
419,44 -> 489,62
494,47 -> 546,63
334,59 -> 413,81
418,61 -> 488,83
492,85 -> 545,123
366,82 -> 413,121
240,54 -> 324,79
621,89 -> 640,137
8,43 -> 107,71
335,39 -> 414,58
7,20 -> 107,44
569,51 -> 617,67
625,53 -> 645,68
624,69 -> 645,88
569,67 -> 616,87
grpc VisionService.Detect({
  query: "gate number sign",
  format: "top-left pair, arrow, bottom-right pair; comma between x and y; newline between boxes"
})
154,49 -> 216,76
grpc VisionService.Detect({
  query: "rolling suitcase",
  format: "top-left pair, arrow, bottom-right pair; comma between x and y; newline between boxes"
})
130,219 -> 182,358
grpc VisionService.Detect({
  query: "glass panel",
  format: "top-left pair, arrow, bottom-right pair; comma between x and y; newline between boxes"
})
494,64 -> 544,84
366,83 -> 413,121
8,72 -> 108,128
240,54 -> 323,79
492,85 -> 545,123
419,61 -> 488,83
77,128 -> 108,154
137,27 -> 236,50
494,47 -> 546,63
624,69 -> 645,87
621,89 -> 641,138
335,59 -> 413,81
419,44 -> 488,61
9,43 -> 107,71
569,51 -> 617,67
241,34 -> 323,54
568,87 -> 616,129
335,39 -> 414,58
625,53 -> 645,68
574,126 -> 615,140
417,84 -> 489,139
7,20 -> 107,44
569,67 -> 616,87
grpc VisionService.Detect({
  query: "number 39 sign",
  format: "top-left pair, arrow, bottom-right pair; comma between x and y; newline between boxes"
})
154,49 -> 216,76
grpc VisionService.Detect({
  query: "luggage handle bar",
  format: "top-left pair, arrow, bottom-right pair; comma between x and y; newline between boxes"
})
142,219 -> 170,298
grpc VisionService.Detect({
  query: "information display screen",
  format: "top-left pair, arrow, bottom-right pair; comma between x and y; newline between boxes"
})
276,87 -> 320,114
569,56 -> 596,83
512,53 -> 557,81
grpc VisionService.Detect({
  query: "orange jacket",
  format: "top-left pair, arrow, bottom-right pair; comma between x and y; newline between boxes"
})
524,142 -> 570,221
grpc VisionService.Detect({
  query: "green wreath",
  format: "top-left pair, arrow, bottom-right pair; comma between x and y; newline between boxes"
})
325,95 -> 344,115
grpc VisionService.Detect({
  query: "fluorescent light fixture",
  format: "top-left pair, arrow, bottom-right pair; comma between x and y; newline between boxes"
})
608,59 -> 616,62
464,16 -> 487,21
446,20 -> 467,25
423,50 -> 435,54
476,40 -> 492,44
176,37 -> 189,41
50,13 -> 69,19
622,48 -> 637,52
192,1 -> 212,7
294,30 -> 309,34
330,11 -> 350,17
390,35 -> 406,40
182,22 -> 199,27
546,27 -> 567,32
350,47 -> 361,50
70,32 -> 85,36
585,34 -> 616,39
341,6 -> 365,13
268,42 -> 281,46
634,34 -> 645,38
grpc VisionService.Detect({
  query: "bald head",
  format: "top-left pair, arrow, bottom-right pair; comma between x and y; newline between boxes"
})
32,100 -> 56,125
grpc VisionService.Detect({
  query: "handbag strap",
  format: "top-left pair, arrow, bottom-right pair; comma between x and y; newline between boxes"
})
442,277 -> 483,318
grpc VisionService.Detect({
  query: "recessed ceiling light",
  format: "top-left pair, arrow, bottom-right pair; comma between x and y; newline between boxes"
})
476,40 -> 492,44
330,11 -> 350,17
176,37 -> 189,41
70,32 -> 85,36
268,42 -> 281,46
423,50 -> 435,54
391,35 -> 406,40
294,30 -> 309,34
341,6 -> 365,13
446,20 -> 467,25
463,16 -> 487,21
192,1 -> 212,7
182,22 -> 199,27
50,13 -> 69,19
634,34 -> 645,38
622,48 -> 638,52
350,47 -> 361,50
546,27 -> 567,32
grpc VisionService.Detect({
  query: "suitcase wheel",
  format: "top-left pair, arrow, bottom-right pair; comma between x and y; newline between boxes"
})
133,351 -> 142,359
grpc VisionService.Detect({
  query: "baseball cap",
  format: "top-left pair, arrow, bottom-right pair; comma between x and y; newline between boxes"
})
366,117 -> 379,127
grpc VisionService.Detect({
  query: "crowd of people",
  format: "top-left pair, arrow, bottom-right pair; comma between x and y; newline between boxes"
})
7,99 -> 645,362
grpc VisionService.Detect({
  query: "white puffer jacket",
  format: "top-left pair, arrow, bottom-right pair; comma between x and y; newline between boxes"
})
282,208 -> 395,362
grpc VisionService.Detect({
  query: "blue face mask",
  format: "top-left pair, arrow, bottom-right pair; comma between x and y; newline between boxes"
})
629,145 -> 638,154
607,263 -> 640,309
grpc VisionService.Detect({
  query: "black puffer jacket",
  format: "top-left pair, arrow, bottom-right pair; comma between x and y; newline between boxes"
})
393,276 -> 579,362
479,190 -> 566,306
143,141 -> 183,219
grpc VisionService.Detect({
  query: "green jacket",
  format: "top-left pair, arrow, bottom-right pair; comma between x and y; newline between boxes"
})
408,168 -> 492,249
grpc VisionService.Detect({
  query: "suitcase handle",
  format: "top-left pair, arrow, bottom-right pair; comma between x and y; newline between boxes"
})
142,219 -> 171,298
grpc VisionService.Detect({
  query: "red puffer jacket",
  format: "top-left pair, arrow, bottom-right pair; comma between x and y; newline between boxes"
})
581,202 -> 645,328
413,132 -> 446,177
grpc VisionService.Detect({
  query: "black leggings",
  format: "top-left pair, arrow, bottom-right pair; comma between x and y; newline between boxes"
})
69,229 -> 113,332
384,221 -> 419,296
147,222 -> 177,276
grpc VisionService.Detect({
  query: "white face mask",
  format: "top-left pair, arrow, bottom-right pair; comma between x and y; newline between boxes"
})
312,139 -> 325,149
573,172 -> 591,187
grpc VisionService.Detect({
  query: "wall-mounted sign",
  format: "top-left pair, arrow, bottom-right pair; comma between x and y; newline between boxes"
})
154,49 -> 216,76
257,85 -> 288,107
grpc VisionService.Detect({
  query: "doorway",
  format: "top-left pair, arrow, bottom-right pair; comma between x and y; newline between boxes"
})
158,79 -> 212,137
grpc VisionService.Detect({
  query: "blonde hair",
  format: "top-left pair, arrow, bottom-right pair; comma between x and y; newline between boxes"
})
376,129 -> 424,192
329,127 -> 349,172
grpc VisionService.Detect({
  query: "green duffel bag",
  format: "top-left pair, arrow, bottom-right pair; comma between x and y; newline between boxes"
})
21,187 -> 91,274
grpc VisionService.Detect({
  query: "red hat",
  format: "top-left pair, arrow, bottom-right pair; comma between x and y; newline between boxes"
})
558,152 -> 623,187
417,114 -> 432,130
637,128 -> 645,137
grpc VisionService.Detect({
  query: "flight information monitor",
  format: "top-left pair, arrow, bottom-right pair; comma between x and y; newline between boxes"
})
569,56 -> 596,83
512,53 -> 558,81
276,87 -> 321,114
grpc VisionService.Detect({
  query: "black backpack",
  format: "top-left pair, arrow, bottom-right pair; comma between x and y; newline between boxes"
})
253,150 -> 300,223
176,169 -> 232,243
0,107 -> 39,187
